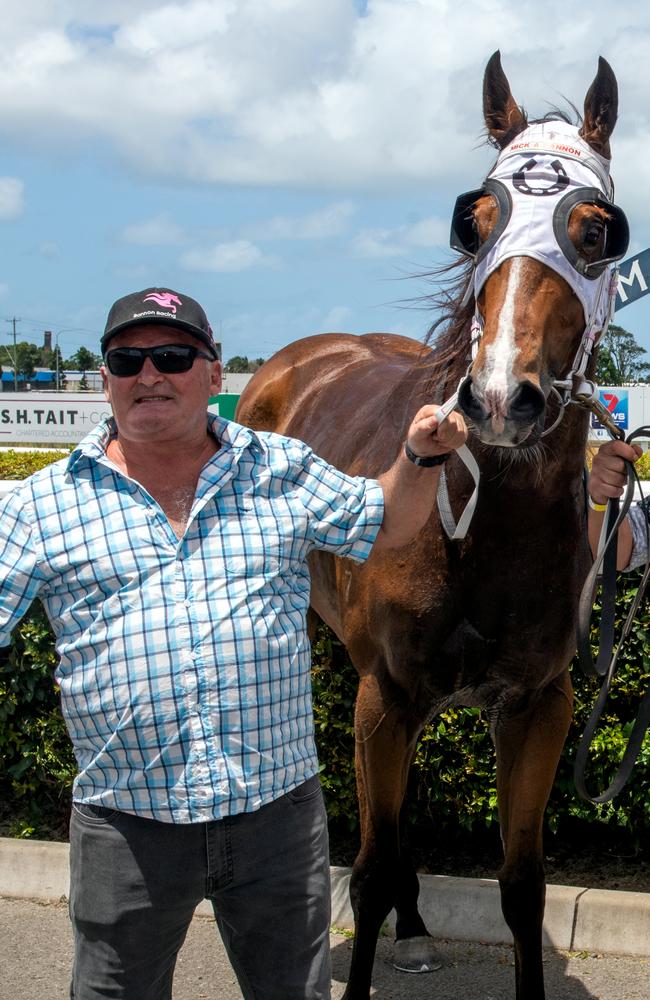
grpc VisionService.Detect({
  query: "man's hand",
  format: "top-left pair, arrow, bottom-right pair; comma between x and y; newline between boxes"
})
587,439 -> 641,567
405,405 -> 468,460
589,439 -> 642,504
374,406 -> 468,550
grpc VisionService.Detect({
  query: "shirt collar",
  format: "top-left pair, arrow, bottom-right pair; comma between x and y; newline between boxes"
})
66,412 -> 259,473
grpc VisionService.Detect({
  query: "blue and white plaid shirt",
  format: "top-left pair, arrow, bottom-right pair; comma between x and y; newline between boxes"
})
0,415 -> 384,822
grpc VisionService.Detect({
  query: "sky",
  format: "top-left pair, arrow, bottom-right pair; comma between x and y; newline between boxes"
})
1,0 -> 650,367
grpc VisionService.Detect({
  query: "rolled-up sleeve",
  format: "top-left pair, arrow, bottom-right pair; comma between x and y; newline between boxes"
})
295,451 -> 384,562
0,490 -> 45,646
622,498 -> 650,572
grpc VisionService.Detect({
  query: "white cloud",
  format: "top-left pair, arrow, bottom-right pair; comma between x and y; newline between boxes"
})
248,202 -> 356,241
0,178 -> 24,219
180,239 -> 268,272
353,216 -> 449,258
33,241 -> 62,259
404,218 -> 450,249
0,2 -> 645,218
319,306 -> 354,330
121,214 -> 186,246
353,228 -> 404,258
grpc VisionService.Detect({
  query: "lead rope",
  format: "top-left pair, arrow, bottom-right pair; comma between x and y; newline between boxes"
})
434,383 -> 481,541
574,425 -> 650,803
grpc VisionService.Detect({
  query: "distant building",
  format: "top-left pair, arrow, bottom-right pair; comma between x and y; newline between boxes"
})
63,370 -> 103,391
1,367 -> 103,392
220,373 -> 252,395
1,368 -> 251,395
1,366 -> 27,391
30,368 -> 57,388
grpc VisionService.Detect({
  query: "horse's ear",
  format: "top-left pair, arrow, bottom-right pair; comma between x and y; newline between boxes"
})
579,56 -> 618,159
483,50 -> 527,148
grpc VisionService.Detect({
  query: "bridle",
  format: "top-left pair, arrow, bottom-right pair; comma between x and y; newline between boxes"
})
438,123 -> 648,802
436,121 -> 629,540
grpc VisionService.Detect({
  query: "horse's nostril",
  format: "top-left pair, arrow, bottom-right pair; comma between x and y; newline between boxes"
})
458,376 -> 488,422
508,381 -> 545,423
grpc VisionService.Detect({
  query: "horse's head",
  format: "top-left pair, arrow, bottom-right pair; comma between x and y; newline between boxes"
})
452,52 -> 629,447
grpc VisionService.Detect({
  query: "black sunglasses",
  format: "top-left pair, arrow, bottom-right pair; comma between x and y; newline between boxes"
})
105,344 -> 215,377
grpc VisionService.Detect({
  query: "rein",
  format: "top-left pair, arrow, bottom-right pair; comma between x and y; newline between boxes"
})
574,422 -> 650,803
436,383 -> 650,801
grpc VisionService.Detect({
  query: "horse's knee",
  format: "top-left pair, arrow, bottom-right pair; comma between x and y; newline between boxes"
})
350,853 -> 397,924
498,860 -> 545,936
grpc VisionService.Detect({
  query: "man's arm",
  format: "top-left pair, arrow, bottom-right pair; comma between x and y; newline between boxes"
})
587,439 -> 642,568
0,491 -> 44,644
374,405 -> 468,550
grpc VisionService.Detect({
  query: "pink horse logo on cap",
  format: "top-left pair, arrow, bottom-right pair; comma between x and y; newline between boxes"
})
143,291 -> 182,314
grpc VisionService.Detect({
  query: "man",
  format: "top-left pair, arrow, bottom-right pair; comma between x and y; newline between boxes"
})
0,287 -> 467,1000
587,437 -> 644,566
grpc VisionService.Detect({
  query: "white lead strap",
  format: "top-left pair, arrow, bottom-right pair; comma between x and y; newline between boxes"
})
434,389 -> 481,541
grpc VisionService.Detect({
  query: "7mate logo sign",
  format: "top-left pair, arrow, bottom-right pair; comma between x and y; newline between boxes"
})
590,388 -> 628,432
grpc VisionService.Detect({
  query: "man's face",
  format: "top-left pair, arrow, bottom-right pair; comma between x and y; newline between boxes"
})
101,324 -> 222,445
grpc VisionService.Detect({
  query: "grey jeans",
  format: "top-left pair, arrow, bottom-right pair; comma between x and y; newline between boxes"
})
68,776 -> 331,1000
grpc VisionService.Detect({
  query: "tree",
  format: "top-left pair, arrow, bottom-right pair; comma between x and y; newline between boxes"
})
595,324 -> 650,385
224,355 -> 251,373
594,345 -> 619,385
224,355 -> 266,373
67,347 -> 100,371
13,342 -> 41,380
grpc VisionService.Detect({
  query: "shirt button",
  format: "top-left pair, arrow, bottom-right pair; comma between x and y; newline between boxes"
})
184,599 -> 191,608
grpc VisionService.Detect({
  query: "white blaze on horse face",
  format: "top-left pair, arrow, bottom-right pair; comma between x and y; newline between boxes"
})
481,257 -> 524,434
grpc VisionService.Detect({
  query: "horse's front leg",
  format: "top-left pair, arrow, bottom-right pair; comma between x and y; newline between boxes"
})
494,668 -> 573,1000
343,673 -> 433,999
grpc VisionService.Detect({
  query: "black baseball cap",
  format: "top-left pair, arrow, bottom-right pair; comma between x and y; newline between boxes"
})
101,287 -> 219,359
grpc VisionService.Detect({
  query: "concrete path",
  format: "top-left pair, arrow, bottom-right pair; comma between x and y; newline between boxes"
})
2,896 -> 649,1000
2,836 -> 650,998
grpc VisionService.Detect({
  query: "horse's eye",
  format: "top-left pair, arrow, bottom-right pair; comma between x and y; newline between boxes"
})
584,222 -> 605,249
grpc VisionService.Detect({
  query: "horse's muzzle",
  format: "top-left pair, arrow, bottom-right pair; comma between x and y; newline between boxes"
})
458,375 -> 546,446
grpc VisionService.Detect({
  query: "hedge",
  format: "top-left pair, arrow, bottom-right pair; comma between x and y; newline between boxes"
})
1,452 -> 649,849
2,584 -> 649,846
312,588 -> 650,847
0,449 -> 70,480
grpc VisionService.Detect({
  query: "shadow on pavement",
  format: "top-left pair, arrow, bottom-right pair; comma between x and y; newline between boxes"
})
330,934 -> 613,999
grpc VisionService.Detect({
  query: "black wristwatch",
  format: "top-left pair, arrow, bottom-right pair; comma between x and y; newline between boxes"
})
403,442 -> 451,467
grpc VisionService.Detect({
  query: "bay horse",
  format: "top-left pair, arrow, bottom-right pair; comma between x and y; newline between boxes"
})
236,52 -> 628,999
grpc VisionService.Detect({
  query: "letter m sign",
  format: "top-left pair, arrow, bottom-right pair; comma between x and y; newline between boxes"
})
616,248 -> 650,311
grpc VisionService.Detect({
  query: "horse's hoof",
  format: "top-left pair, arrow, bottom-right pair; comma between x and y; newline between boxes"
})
392,936 -> 443,973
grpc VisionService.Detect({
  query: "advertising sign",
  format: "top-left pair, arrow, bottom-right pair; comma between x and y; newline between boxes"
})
0,392 -> 242,445
0,393 -> 112,444
590,388 -> 629,433
615,248 -> 650,311
588,386 -> 649,444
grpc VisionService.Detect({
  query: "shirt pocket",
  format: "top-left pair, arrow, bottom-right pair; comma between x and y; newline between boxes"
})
221,495 -> 307,580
